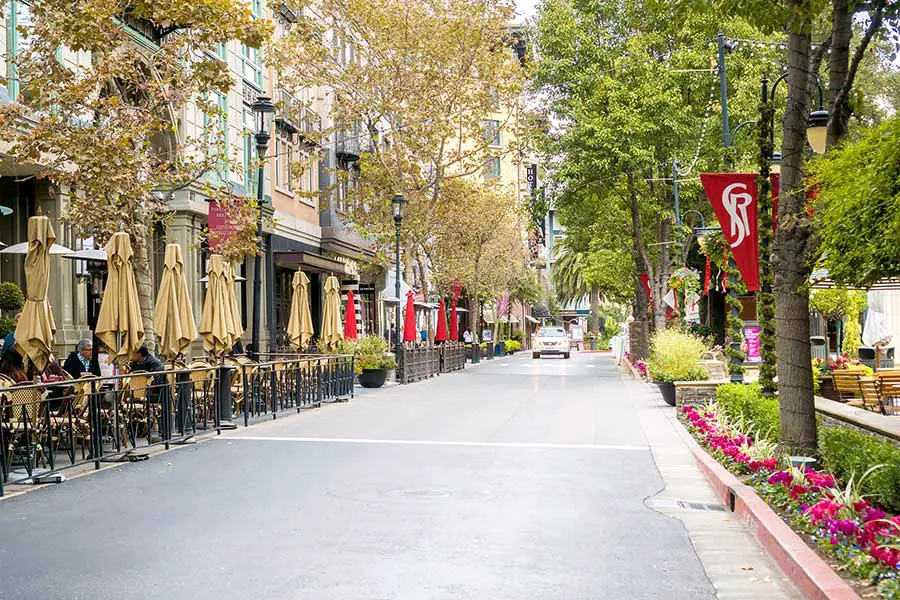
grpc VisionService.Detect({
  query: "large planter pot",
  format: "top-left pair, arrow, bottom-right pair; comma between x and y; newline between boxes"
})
358,368 -> 389,389
653,381 -> 677,406
817,375 -> 841,401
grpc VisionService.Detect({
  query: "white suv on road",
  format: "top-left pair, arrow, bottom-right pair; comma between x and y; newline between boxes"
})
532,327 -> 571,359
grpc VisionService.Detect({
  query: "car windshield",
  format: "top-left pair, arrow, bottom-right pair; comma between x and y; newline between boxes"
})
538,328 -> 566,338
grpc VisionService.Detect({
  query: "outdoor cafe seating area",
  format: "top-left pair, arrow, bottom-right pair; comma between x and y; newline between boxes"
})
0,353 -> 355,492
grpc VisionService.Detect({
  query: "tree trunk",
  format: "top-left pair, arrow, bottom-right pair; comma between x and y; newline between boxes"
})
774,0 -> 817,455
589,284 -> 600,340
827,0 -> 852,146
651,215 -> 671,332
131,225 -> 156,353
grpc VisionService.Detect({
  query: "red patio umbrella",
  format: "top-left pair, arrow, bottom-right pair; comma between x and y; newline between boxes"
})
402,290 -> 417,342
435,298 -> 448,342
344,289 -> 358,340
449,299 -> 459,341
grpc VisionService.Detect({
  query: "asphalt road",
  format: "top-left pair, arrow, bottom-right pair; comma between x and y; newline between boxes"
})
0,354 -> 723,599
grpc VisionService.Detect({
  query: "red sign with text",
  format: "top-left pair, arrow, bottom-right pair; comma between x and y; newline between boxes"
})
207,201 -> 239,249
700,173 -> 760,292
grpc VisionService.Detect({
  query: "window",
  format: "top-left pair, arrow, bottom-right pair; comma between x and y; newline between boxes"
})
243,109 -> 257,193
215,42 -> 227,61
250,0 -> 262,17
202,92 -> 229,183
274,132 -> 293,191
484,156 -> 501,182
241,44 -> 262,88
6,0 -> 34,104
483,119 -> 501,147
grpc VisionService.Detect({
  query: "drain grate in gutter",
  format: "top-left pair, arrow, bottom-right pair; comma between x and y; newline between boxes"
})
646,497 -> 728,512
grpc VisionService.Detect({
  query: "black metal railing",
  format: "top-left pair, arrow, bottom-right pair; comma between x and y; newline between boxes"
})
0,365 -> 224,494
0,355 -> 355,496
235,354 -> 355,425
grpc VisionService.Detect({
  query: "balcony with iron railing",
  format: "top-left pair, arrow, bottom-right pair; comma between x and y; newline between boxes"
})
276,90 -> 322,144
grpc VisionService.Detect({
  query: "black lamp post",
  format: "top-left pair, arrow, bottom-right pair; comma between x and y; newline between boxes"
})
392,194 -> 405,355
250,95 -> 276,360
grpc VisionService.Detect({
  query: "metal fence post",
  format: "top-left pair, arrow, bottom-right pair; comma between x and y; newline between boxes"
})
89,379 -> 102,470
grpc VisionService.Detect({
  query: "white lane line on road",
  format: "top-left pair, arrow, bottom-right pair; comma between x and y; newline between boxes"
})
218,436 -> 650,451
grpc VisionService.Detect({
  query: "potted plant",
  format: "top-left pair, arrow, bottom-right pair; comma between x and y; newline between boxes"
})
648,329 -> 709,406
355,336 -> 397,389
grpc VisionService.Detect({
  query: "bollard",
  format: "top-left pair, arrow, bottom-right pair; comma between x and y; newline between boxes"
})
216,364 -> 237,430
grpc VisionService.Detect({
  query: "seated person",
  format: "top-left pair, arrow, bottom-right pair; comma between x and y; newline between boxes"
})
0,347 -> 28,383
41,359 -> 74,412
63,339 -> 100,379
129,345 -> 167,400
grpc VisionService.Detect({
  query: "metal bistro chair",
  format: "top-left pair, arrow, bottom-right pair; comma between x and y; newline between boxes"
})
226,356 -> 257,416
188,362 -> 216,427
1,382 -> 51,474
119,373 -> 155,445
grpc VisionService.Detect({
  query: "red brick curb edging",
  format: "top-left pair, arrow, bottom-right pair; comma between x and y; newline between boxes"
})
689,440 -> 860,600
621,357 -> 643,380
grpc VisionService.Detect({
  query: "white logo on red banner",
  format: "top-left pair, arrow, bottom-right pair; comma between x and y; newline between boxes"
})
700,173 -> 760,292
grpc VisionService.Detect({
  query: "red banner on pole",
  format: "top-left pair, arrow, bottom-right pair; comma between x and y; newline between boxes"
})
639,273 -> 652,306
700,173 -> 760,292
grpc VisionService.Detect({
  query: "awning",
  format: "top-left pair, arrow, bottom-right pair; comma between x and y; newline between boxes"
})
381,268 -> 412,303
499,315 -> 519,324
275,250 -> 348,275
524,315 -> 539,324
810,268 -> 900,291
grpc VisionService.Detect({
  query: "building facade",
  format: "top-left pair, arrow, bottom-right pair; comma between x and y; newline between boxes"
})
0,0 -> 379,358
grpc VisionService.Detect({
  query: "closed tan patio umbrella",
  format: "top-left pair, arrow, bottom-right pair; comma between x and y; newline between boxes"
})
224,260 -> 243,345
95,232 -> 145,361
287,270 -> 314,351
14,215 -> 57,372
153,244 -> 198,361
199,254 -> 234,357
321,274 -> 343,350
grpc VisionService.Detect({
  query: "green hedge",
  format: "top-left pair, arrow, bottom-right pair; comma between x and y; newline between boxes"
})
714,382 -> 900,512
715,383 -> 780,442
819,427 -> 900,513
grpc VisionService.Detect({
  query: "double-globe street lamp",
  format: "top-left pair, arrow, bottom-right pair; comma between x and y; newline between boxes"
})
250,95 -> 276,360
392,194 -> 405,359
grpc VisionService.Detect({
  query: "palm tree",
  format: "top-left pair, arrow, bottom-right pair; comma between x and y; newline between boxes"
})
551,237 -> 600,346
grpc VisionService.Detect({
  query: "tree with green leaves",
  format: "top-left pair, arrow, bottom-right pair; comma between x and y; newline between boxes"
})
272,0 -> 528,295
676,0 -> 900,453
0,0 -> 269,344
532,0 -> 774,346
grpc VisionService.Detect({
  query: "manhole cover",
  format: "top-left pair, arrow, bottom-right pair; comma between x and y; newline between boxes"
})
326,488 -> 493,504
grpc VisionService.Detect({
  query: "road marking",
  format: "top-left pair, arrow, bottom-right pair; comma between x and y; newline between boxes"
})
218,436 -> 650,451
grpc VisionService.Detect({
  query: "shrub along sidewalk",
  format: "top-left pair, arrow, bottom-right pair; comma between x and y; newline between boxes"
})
684,383 -> 900,599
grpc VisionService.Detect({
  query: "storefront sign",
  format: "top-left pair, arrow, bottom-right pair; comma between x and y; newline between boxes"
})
358,283 -> 376,294
207,201 -> 240,249
526,164 -> 538,197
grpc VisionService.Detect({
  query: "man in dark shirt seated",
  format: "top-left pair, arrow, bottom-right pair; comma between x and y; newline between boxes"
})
63,339 -> 100,379
130,345 -> 166,383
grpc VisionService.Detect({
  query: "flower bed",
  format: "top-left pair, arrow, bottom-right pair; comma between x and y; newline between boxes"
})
683,404 -> 900,598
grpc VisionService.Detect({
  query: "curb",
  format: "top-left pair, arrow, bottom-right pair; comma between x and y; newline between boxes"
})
621,357 -> 642,380
687,433 -> 860,600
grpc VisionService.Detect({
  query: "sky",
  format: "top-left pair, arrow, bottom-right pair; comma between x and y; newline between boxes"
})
515,0 -> 539,21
